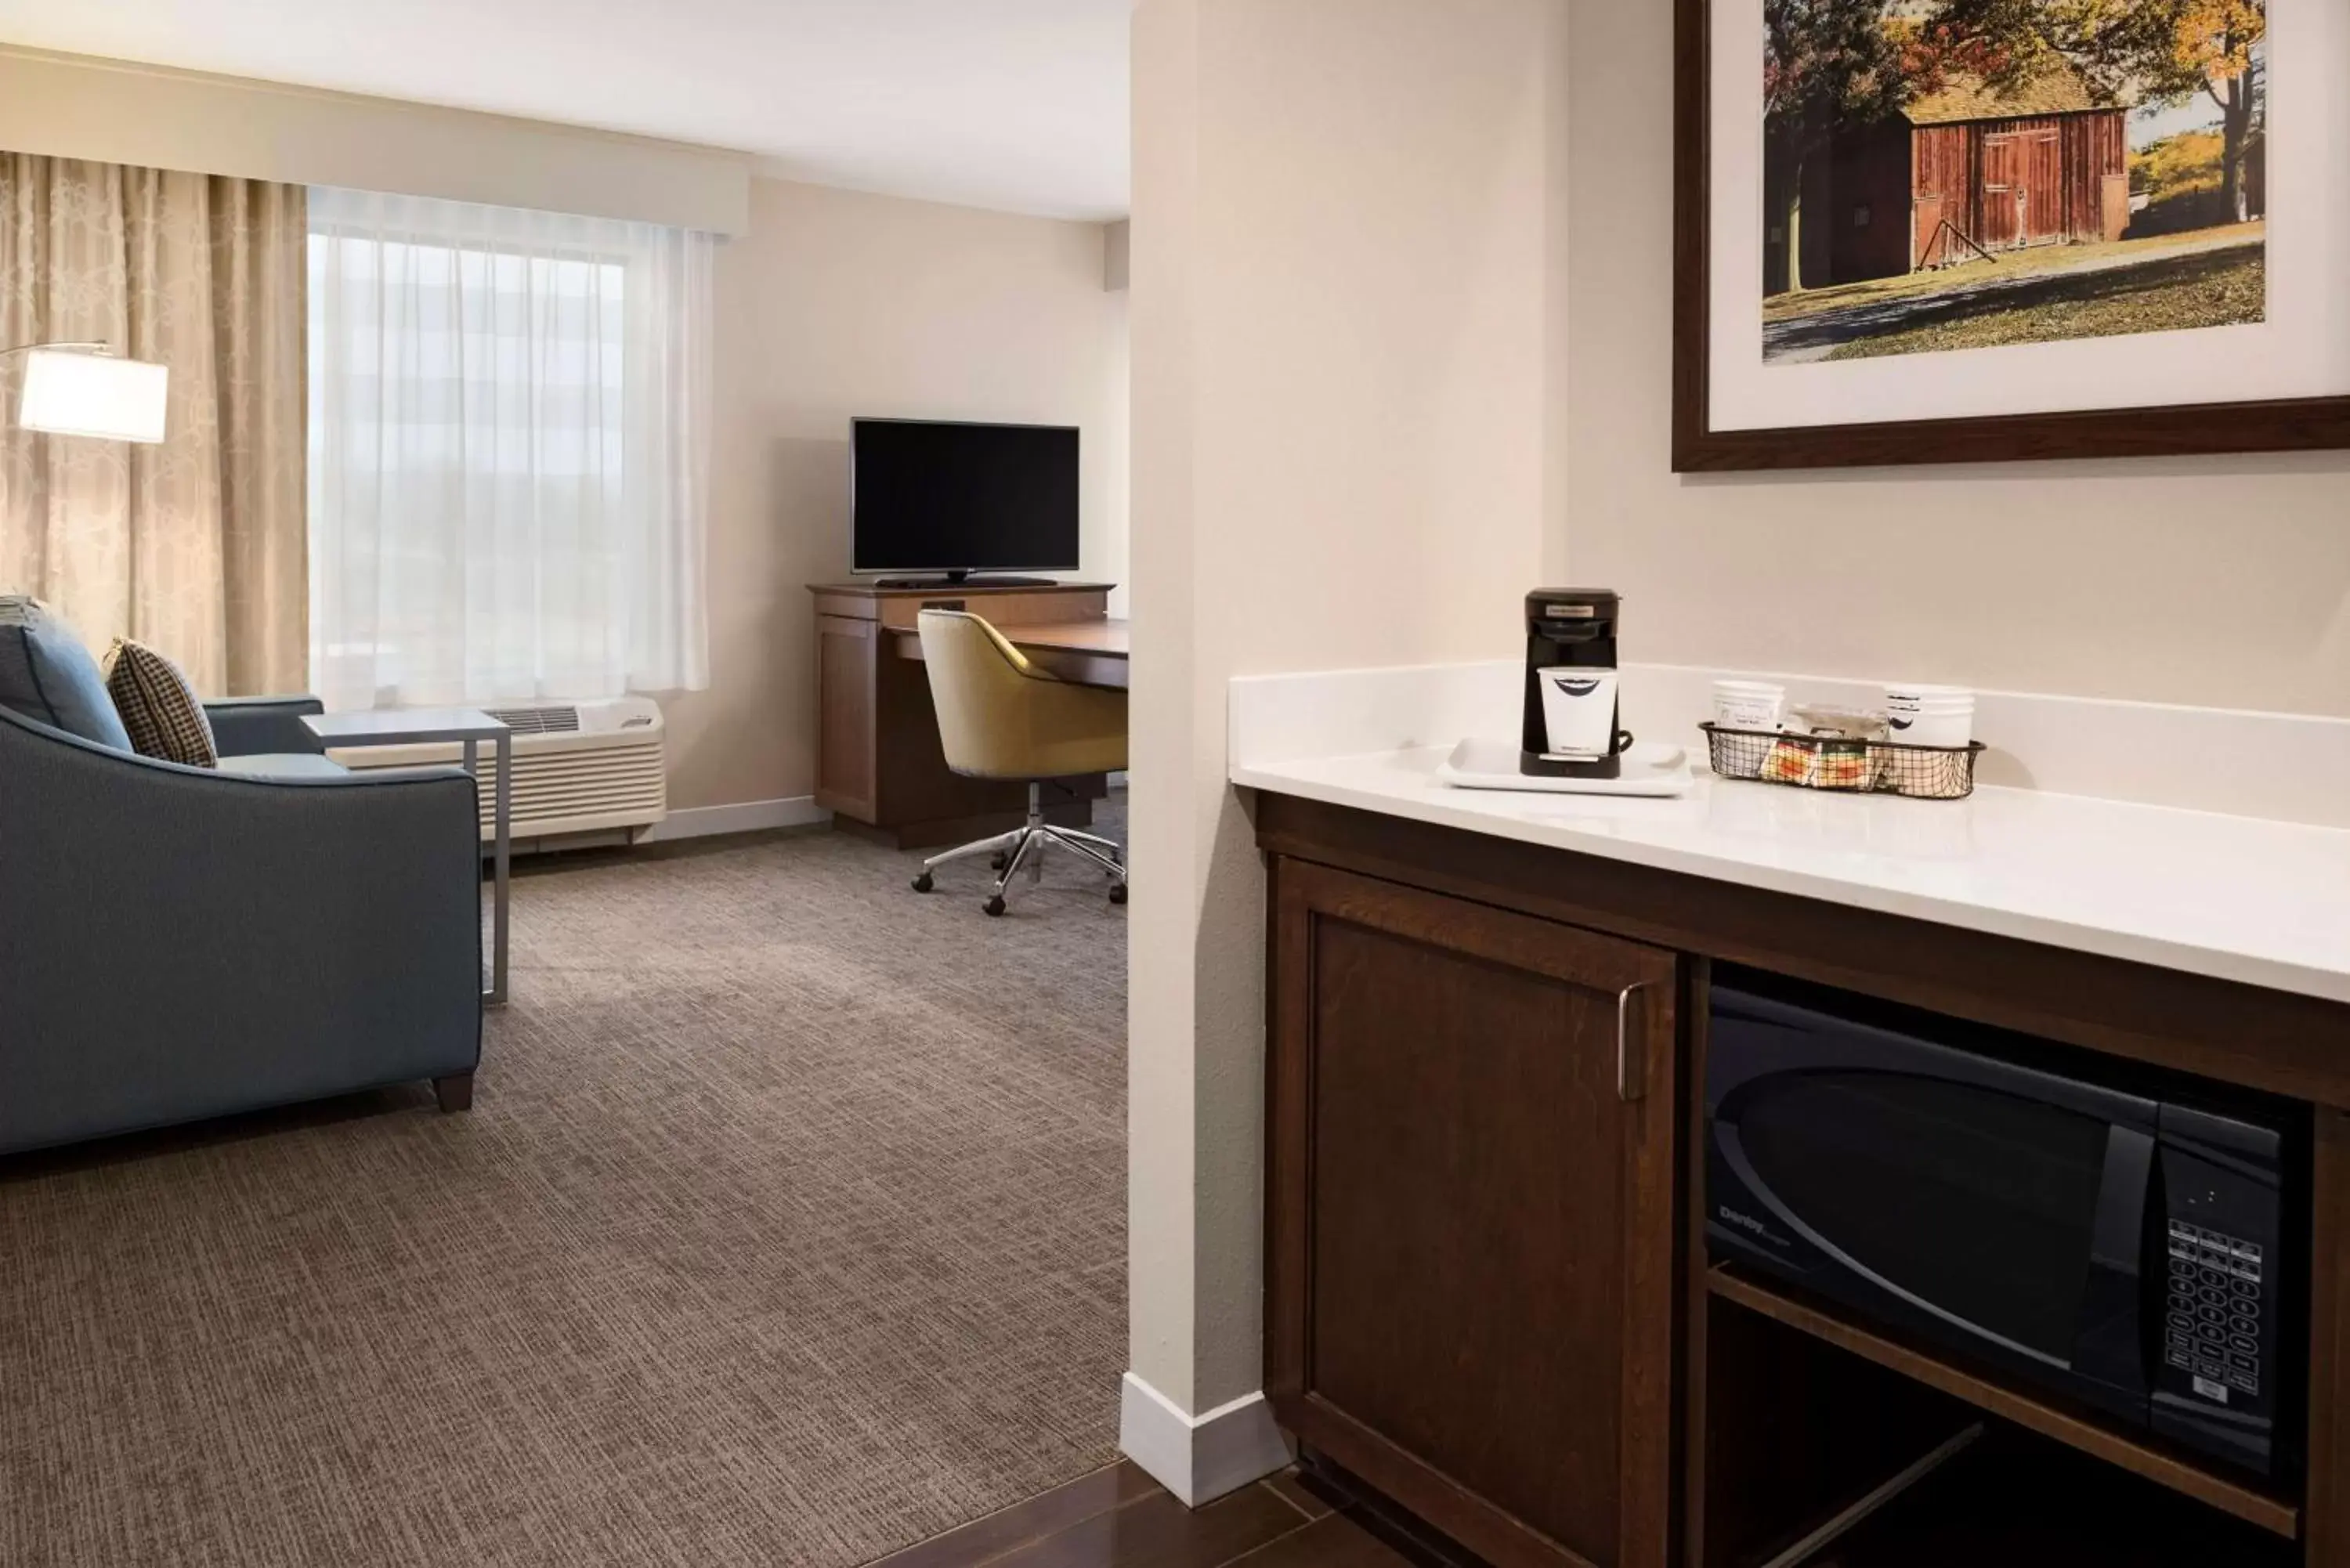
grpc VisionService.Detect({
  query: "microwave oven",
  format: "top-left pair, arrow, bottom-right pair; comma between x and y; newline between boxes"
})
1707,981 -> 2299,1479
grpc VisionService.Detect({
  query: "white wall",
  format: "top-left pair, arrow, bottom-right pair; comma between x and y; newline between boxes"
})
0,45 -> 749,233
1096,302 -> 1135,622
1565,3 -> 2350,717
674,176 -> 1130,811
1126,0 -> 1565,1476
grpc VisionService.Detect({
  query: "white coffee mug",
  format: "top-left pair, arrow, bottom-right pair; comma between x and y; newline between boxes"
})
1541,668 -> 1625,758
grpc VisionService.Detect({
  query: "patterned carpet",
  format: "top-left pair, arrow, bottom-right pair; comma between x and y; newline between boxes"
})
0,802 -> 1127,1567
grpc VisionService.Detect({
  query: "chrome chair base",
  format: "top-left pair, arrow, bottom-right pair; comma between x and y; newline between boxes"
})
909,785 -> 1126,916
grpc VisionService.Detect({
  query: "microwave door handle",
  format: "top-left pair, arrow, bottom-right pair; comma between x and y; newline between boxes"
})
2093,1125 -> 2157,1272
2073,1124 -> 2159,1404
1616,982 -> 1652,1104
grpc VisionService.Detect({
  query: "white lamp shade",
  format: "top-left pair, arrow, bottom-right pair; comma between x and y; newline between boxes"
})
19,349 -> 170,443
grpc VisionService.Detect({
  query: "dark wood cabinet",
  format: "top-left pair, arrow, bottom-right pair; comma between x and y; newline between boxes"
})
816,612 -> 882,822
1266,857 -> 1680,1568
1257,793 -> 2350,1568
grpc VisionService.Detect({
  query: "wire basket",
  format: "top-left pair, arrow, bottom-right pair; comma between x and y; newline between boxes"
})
1701,724 -> 1985,801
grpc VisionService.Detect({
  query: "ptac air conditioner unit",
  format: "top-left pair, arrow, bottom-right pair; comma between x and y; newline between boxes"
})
330,698 -> 668,847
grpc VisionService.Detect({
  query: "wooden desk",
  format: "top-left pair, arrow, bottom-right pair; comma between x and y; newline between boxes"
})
894,617 -> 1130,690
808,581 -> 1116,849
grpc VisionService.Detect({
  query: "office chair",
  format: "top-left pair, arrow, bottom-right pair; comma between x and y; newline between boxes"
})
909,609 -> 1128,916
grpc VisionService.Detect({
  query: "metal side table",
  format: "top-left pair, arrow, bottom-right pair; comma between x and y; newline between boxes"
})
304,708 -> 513,1006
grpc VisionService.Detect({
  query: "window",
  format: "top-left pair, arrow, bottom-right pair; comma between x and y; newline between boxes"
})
307,188 -> 713,710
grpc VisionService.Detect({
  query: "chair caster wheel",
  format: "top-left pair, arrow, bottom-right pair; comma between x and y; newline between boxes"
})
912,873 -> 935,894
1108,883 -> 1128,906
983,896 -> 1007,918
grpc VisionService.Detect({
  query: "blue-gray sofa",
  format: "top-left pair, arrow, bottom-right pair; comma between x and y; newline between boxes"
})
0,681 -> 483,1158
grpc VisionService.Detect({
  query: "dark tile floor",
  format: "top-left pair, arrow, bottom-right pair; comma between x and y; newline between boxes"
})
866,1462 -> 1439,1568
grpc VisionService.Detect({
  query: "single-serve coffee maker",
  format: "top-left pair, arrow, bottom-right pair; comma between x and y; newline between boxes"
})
1522,589 -> 1632,779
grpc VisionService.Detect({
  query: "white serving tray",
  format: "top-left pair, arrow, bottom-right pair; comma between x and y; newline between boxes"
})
1437,738 -> 1695,798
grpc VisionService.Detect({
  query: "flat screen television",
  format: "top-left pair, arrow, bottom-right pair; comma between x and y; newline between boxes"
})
852,418 -> 1081,580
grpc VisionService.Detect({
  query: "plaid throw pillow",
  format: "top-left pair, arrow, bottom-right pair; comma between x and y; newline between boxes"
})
100,638 -> 218,768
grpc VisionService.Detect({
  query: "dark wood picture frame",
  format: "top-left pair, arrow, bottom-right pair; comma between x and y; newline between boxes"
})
1672,0 -> 2350,472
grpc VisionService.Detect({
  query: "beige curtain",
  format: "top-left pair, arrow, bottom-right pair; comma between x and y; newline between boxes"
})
0,157 -> 306,696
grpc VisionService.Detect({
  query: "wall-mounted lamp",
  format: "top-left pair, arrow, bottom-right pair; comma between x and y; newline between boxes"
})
6,341 -> 171,444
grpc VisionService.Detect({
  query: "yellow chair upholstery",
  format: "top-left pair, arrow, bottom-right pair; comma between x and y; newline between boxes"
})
911,609 -> 1129,915
918,610 -> 1127,780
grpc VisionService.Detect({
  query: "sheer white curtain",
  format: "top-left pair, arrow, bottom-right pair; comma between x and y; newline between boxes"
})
307,188 -> 713,710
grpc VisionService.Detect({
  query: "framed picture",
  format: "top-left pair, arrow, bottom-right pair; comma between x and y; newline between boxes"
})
1673,0 -> 2350,470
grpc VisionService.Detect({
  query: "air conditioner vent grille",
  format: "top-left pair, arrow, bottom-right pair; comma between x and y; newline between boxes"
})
484,706 -> 583,736
333,699 -> 666,841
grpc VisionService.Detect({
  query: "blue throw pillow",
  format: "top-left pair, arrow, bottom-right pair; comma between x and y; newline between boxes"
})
0,596 -> 135,750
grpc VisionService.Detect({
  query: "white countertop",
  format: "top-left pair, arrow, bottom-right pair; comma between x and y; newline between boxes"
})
1233,743 -> 2350,1005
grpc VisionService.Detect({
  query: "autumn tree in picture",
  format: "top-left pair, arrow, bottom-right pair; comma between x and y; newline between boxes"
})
1760,0 -> 2269,365
1936,0 -> 2267,219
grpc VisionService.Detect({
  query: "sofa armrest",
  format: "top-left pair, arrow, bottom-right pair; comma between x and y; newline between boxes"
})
205,695 -> 327,758
0,709 -> 482,1154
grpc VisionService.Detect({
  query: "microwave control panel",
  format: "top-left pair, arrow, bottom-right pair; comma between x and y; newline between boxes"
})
2164,1219 -> 2264,1404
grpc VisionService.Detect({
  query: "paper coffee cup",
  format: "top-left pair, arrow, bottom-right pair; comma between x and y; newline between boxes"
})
1886,706 -> 1974,747
1542,667 -> 1621,757
1884,683 -> 1974,747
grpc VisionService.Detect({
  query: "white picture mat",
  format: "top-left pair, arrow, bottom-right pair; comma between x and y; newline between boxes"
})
1708,0 -> 2350,433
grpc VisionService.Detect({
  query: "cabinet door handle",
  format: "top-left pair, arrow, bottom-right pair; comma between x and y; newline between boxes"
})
1616,982 -> 1654,1104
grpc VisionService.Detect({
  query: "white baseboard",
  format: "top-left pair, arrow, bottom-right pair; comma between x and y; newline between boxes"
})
1118,1372 -> 1293,1507
638,796 -> 831,844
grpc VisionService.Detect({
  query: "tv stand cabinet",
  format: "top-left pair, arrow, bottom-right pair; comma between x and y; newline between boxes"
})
808,580 -> 1114,850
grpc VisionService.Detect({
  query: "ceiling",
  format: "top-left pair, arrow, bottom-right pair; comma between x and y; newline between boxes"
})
0,0 -> 1133,220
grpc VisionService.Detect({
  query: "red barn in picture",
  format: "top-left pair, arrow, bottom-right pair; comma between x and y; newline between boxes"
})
1770,63 -> 2131,293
